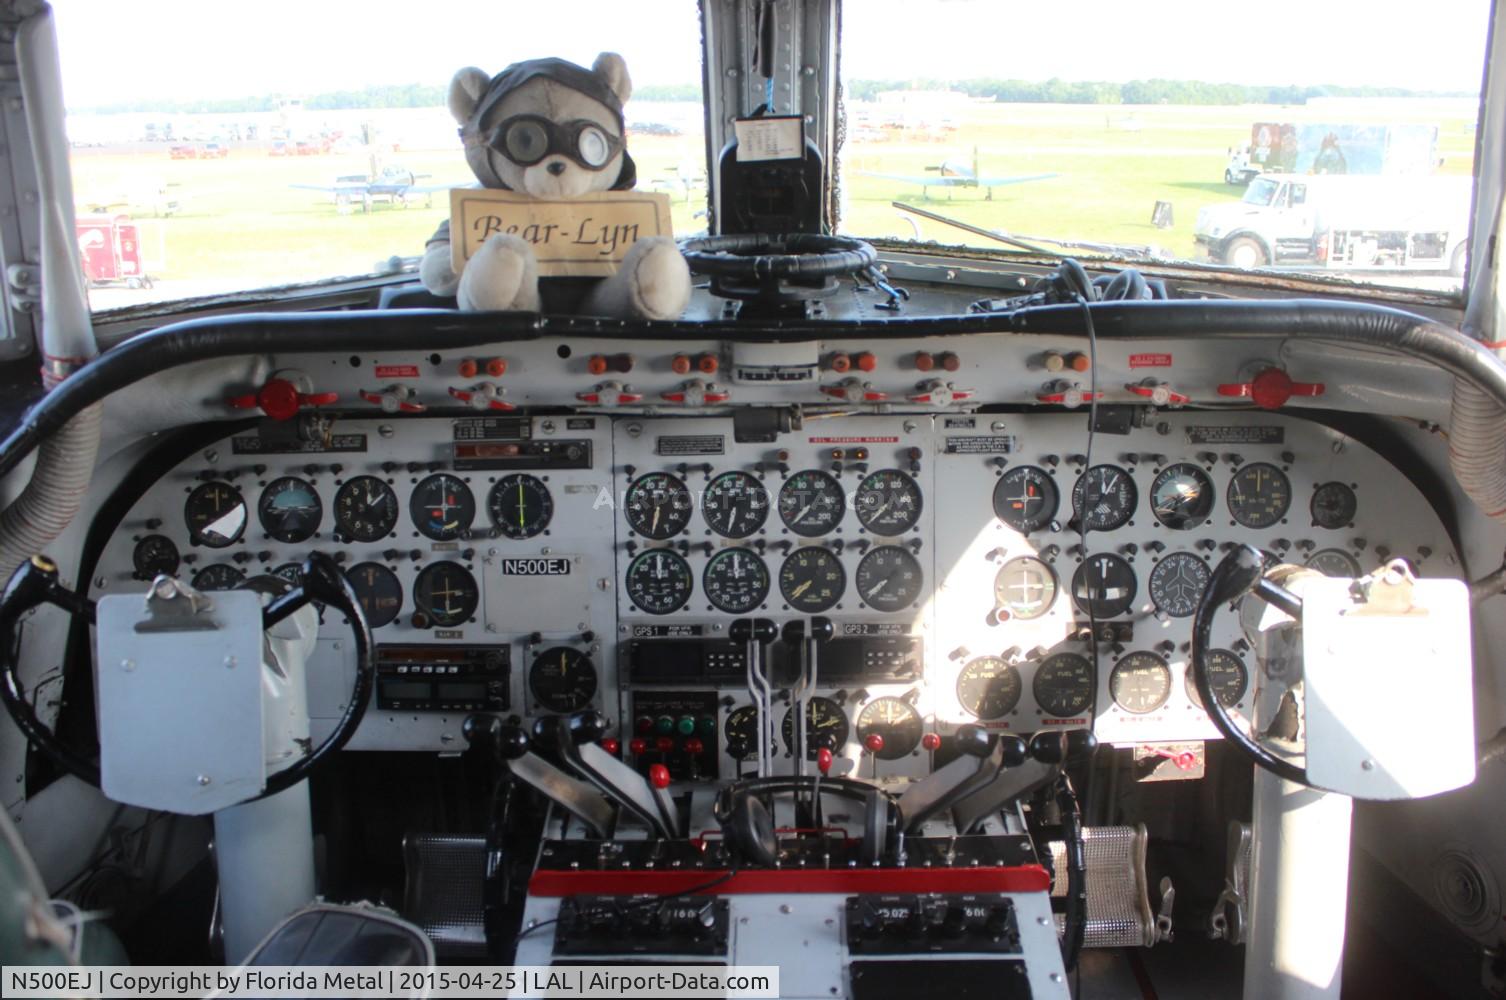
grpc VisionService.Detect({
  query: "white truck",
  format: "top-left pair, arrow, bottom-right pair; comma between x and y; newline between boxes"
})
1193,173 -> 1472,274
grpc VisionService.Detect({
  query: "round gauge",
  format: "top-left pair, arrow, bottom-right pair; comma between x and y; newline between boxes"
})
702,548 -> 770,614
957,656 -> 1023,720
1187,649 -> 1249,710
1306,548 -> 1361,578
624,548 -> 694,615
624,472 -> 693,540
1072,465 -> 1138,531
993,557 -> 1057,620
1150,463 -> 1215,531
409,474 -> 475,541
779,547 -> 846,612
191,563 -> 244,591
724,706 -> 759,760
855,698 -> 923,759
854,469 -> 923,535
1148,551 -> 1212,618
272,562 -> 303,587
345,561 -> 403,628
778,470 -> 845,536
1110,652 -> 1173,714
1310,482 -> 1357,529
184,481 -> 247,548
131,534 -> 180,579
701,471 -> 770,539
487,474 -> 553,539
257,476 -> 322,543
1071,554 -> 1138,618
992,465 -> 1059,534
1227,463 -> 1291,528
780,696 -> 850,756
333,476 -> 399,542
855,545 -> 924,613
529,646 -> 598,713
412,561 -> 479,627
1034,652 -> 1095,718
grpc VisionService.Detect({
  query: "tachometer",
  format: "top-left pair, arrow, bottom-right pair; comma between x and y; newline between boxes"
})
1306,548 -> 1361,578
781,696 -> 850,756
1033,652 -> 1094,718
346,561 -> 403,628
1187,649 -> 1248,710
855,698 -> 923,759
701,471 -> 770,538
993,556 -> 1057,620
412,561 -> 479,627
854,545 -> 924,613
529,646 -> 598,713
702,548 -> 770,614
624,548 -> 694,615
624,472 -> 692,540
333,476 -> 399,542
184,481 -> 247,548
957,656 -> 1023,720
1072,465 -> 1138,531
191,563 -> 244,591
778,547 -> 845,612
131,534 -> 180,579
1148,551 -> 1211,618
1310,482 -> 1357,529
778,470 -> 845,536
1227,463 -> 1290,528
409,474 -> 475,541
257,476 -> 322,543
724,705 -> 759,760
1071,554 -> 1138,618
1150,463 -> 1214,530
487,473 -> 553,539
854,469 -> 923,535
1110,652 -> 1172,714
992,465 -> 1059,534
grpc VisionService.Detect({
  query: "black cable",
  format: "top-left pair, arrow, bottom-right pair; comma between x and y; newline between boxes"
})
511,862 -> 741,948
1076,291 -> 1101,722
1056,773 -> 1088,973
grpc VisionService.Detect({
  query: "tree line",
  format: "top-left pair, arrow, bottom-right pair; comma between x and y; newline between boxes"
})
77,77 -> 1467,115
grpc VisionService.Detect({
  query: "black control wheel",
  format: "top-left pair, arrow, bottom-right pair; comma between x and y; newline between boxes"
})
680,233 -> 884,310
0,551 -> 375,799
1190,545 -> 1308,786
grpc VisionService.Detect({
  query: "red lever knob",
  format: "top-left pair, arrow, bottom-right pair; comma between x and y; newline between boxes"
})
484,357 -> 508,377
629,738 -> 648,755
684,737 -> 705,755
816,747 -> 834,775
457,358 -> 478,378
828,352 -> 852,373
227,377 -> 337,421
863,733 -> 885,754
914,351 -> 936,372
671,354 -> 692,375
600,738 -> 620,756
921,732 -> 942,752
854,351 -> 877,372
649,764 -> 672,789
937,352 -> 960,372
697,353 -> 719,374
654,736 -> 675,753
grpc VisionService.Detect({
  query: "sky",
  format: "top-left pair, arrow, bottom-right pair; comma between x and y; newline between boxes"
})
53,0 -> 1491,108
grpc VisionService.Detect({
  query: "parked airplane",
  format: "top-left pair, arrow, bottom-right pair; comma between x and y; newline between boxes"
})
291,165 -> 450,214
858,146 -> 1057,199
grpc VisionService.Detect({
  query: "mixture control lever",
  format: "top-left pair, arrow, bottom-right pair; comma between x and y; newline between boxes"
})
897,725 -> 1012,835
537,712 -> 679,839
462,715 -> 613,838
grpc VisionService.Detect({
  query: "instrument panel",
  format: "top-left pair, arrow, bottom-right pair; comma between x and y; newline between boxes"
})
93,407 -> 1458,772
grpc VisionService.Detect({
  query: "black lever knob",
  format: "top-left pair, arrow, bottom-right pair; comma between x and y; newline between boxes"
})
781,620 -> 806,643
567,710 -> 609,744
463,713 -> 502,749
809,616 -> 835,643
732,617 -> 779,643
953,725 -> 995,758
998,735 -> 1028,767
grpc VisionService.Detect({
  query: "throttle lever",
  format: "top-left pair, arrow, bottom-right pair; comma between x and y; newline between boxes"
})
949,730 -> 1097,836
463,716 -> 613,838
539,713 -> 678,839
897,725 -> 1010,835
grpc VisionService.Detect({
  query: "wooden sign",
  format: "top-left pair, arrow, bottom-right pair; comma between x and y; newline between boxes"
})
449,189 -> 673,278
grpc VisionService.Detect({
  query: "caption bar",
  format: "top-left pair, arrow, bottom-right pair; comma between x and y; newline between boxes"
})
1,965 -> 781,999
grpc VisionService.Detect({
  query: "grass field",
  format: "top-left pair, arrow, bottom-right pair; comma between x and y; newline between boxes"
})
69,98 -> 1479,308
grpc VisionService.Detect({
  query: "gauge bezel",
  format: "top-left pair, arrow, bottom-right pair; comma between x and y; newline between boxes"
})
1033,652 -> 1095,719
854,545 -> 924,613
487,473 -> 554,540
1227,462 -> 1292,529
529,646 -> 599,713
1310,481 -> 1358,530
855,697 -> 924,759
184,481 -> 247,548
1110,652 -> 1173,714
1072,464 -> 1138,531
1305,548 -> 1362,578
777,470 -> 846,536
333,475 -> 399,543
778,546 -> 846,613
257,476 -> 323,544
1186,648 -> 1249,710
956,655 -> 1023,720
624,472 -> 694,540
780,696 -> 850,756
131,534 -> 180,579
701,471 -> 771,539
993,556 -> 1058,620
1071,553 -> 1138,618
1149,462 -> 1215,531
702,547 -> 770,614
409,473 -> 476,541
1148,551 -> 1212,618
191,563 -> 245,591
992,465 -> 1059,534
345,561 -> 403,629
624,548 -> 695,615
853,468 -> 924,535
412,561 -> 479,627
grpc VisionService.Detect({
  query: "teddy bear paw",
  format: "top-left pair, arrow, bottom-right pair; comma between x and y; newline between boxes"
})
625,237 -> 692,321
457,234 -> 542,312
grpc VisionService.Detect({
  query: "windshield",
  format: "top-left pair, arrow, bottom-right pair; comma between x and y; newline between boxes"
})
1243,179 -> 1280,207
56,0 -> 1489,310
55,1 -> 707,311
838,0 -> 1488,294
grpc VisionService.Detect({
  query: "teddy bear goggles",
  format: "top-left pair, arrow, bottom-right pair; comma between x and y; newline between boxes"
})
488,114 -> 624,170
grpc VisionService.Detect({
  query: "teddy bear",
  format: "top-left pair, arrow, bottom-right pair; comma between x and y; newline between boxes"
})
419,53 -> 691,320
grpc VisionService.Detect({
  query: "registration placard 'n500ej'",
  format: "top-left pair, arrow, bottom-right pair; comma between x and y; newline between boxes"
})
499,557 -> 571,576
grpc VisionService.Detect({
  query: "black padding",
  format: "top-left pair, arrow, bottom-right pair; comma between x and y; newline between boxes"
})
247,908 -> 431,967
